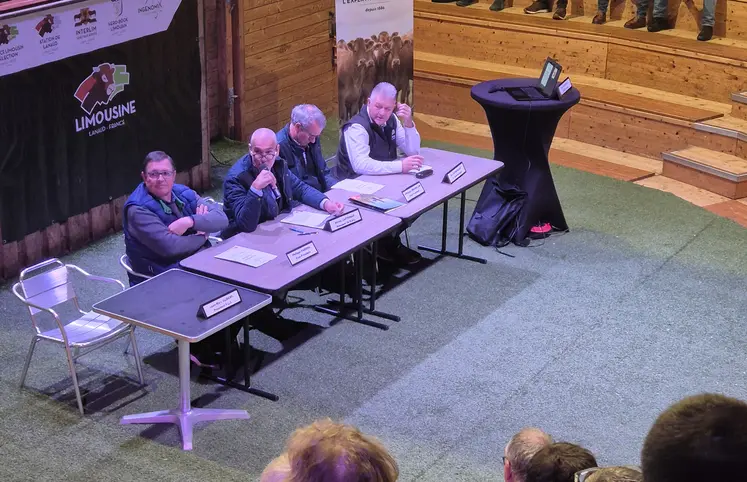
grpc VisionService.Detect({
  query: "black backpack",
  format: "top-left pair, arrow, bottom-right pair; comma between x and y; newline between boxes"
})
466,176 -> 528,248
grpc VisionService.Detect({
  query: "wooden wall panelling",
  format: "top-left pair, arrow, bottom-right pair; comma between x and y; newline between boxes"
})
662,162 -> 746,198
21,231 -> 45,268
726,0 -> 747,39
111,195 -> 127,231
414,17 -> 609,77
64,213 -> 91,252
415,77 -> 488,125
45,223 -> 65,258
2,242 -> 20,280
732,102 -> 747,121
90,204 -> 113,241
604,42 -> 747,102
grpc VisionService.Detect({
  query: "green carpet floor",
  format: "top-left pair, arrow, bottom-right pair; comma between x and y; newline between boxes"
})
0,136 -> 745,481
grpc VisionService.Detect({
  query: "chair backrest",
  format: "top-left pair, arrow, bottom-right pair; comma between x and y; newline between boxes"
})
119,254 -> 151,281
325,155 -> 338,168
19,258 -> 77,316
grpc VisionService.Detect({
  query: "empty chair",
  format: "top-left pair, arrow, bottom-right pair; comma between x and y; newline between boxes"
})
12,258 -> 144,415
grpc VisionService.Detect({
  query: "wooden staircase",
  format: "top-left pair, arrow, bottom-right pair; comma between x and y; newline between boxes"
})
413,0 -> 747,226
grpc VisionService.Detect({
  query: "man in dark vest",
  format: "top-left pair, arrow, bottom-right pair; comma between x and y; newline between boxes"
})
335,81 -> 424,264
222,128 -> 344,238
277,104 -> 338,193
123,150 -> 229,367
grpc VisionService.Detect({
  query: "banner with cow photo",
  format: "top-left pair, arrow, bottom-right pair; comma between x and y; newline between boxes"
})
335,0 -> 413,125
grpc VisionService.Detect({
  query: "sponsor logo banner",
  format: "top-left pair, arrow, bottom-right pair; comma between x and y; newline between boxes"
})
0,0 -> 181,77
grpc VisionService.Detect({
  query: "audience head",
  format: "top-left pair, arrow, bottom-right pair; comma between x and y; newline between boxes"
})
367,82 -> 398,126
504,428 -> 553,482
249,128 -> 280,169
578,466 -> 642,482
641,393 -> 747,482
525,442 -> 597,482
279,418 -> 398,482
141,150 -> 176,199
290,104 -> 326,148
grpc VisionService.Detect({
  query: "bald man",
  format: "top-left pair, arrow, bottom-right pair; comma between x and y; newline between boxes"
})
504,428 -> 554,482
222,128 -> 344,237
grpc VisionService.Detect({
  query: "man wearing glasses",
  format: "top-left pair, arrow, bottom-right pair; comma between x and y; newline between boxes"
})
276,104 -> 338,193
123,150 -> 228,283
222,128 -> 344,237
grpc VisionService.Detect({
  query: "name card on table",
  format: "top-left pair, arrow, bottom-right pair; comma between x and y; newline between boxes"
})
197,289 -> 242,319
325,208 -> 363,232
402,181 -> 425,202
286,241 -> 319,266
443,162 -> 466,184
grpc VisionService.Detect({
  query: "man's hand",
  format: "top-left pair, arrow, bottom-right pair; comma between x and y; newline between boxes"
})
252,170 -> 277,191
401,155 -> 425,173
195,204 -> 208,216
323,200 -> 345,215
396,103 -> 414,128
168,216 -> 194,236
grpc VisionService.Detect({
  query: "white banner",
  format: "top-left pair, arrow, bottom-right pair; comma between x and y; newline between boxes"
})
0,0 -> 182,77
335,0 -> 414,124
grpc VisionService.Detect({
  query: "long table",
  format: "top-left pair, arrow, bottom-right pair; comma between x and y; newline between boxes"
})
92,269 -> 272,451
180,204 -> 402,330
327,147 -> 503,264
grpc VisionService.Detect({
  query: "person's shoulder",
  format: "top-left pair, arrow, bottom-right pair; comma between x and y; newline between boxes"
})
276,124 -> 291,144
226,154 -> 250,178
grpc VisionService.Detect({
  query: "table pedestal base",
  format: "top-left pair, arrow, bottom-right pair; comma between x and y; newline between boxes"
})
120,339 -> 250,450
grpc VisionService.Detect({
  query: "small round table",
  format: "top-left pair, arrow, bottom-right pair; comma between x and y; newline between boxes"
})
470,78 -> 580,245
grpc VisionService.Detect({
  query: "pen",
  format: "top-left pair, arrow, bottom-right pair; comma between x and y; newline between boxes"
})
299,232 -> 317,236
289,227 -> 307,235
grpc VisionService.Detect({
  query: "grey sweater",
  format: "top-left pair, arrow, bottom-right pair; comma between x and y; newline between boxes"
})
128,197 -> 228,260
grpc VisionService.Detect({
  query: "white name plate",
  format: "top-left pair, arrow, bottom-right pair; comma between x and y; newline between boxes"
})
197,289 -> 241,319
286,241 -> 319,266
325,208 -> 363,232
443,162 -> 466,184
402,181 -> 425,202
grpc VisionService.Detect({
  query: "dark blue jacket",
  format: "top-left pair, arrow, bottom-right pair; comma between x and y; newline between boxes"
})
123,183 -> 205,283
221,154 -> 327,237
276,124 -> 338,192
335,105 -> 398,180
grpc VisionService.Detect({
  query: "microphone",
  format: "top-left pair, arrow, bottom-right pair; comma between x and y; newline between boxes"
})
263,165 -> 282,199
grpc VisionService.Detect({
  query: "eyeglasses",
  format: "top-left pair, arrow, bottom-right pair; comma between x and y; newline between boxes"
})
251,148 -> 276,160
145,170 -> 175,180
296,123 -> 320,142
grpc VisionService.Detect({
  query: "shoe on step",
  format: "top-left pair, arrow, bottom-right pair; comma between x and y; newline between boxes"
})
456,0 -> 478,6
697,25 -> 713,41
592,11 -> 606,24
624,15 -> 646,29
524,1 -> 550,13
647,16 -> 670,32
553,7 -> 567,19
490,0 -> 504,10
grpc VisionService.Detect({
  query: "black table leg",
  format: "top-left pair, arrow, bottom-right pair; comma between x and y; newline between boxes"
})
419,193 -> 487,264
315,249 -> 390,330
198,320 -> 279,401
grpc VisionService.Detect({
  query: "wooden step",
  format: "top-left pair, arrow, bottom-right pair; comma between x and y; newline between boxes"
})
416,113 -> 659,181
696,115 -> 747,141
635,175 -> 731,207
730,92 -> 747,121
414,0 -> 747,103
704,200 -> 747,228
415,52 -> 725,123
662,146 -> 747,198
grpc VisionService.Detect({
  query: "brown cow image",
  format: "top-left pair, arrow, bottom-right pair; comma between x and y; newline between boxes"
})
337,37 -> 374,122
78,64 -> 116,114
0,25 -> 10,45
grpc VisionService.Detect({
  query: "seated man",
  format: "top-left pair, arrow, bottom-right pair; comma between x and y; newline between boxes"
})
335,81 -> 425,264
504,428 -> 554,482
276,104 -> 338,193
123,150 -> 229,366
123,150 -> 227,283
260,418 -> 398,482
222,128 -> 343,238
641,393 -> 747,482
525,442 -> 598,482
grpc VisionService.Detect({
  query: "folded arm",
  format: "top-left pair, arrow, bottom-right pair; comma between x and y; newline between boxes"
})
128,207 -> 207,259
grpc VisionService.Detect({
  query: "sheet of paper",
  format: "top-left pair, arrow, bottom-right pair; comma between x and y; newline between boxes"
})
408,164 -> 433,174
280,211 -> 331,229
214,245 -> 276,268
331,178 -> 384,195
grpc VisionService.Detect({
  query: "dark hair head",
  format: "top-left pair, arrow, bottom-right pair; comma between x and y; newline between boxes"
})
525,442 -> 597,482
585,466 -> 642,482
641,393 -> 747,482
142,151 -> 175,172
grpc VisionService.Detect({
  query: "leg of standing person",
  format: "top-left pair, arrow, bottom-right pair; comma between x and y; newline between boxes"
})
592,0 -> 609,23
552,0 -> 568,20
648,0 -> 670,32
698,0 -> 715,40
625,0 -> 648,28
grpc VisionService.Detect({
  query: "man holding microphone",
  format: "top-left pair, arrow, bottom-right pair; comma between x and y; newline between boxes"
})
335,81 -> 424,264
221,128 -> 344,238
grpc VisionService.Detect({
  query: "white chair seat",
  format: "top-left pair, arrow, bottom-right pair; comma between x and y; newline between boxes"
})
39,311 -> 130,347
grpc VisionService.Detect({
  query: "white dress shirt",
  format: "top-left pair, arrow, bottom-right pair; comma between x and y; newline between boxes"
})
343,109 -> 421,175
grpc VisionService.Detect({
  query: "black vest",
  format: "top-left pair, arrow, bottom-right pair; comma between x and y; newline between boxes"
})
335,106 -> 398,180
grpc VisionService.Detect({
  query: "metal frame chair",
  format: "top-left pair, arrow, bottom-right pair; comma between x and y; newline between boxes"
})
12,258 -> 144,415
119,254 -> 152,283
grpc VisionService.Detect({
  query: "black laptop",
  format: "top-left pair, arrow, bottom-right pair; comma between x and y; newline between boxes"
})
504,58 -> 563,101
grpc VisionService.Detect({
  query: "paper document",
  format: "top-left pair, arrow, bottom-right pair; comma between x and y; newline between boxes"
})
280,211 -> 331,229
215,245 -> 276,268
331,178 -> 384,195
408,165 -> 433,174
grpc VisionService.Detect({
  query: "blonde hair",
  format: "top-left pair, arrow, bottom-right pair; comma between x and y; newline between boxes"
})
284,418 -> 398,482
